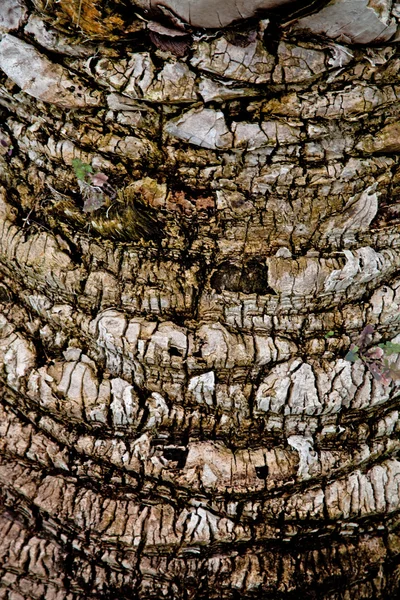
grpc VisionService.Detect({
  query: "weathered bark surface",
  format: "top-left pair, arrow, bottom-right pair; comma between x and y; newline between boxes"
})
1,0 -> 400,598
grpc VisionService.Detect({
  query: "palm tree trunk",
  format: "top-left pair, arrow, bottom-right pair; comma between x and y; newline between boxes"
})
1,0 -> 400,597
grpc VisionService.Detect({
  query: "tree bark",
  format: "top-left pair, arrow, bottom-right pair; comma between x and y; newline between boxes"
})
1,0 -> 400,598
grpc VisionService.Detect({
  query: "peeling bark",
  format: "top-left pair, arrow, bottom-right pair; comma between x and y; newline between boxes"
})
2,0 -> 400,598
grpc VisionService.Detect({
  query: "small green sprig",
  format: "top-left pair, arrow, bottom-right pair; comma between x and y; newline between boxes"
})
71,159 -> 116,213
71,158 -> 93,183
345,325 -> 400,385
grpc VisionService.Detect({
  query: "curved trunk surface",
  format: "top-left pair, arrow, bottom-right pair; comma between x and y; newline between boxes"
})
1,0 -> 400,598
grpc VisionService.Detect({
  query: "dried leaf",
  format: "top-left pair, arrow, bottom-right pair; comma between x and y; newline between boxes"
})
82,192 -> 106,213
90,172 -> 109,187
158,5 -> 189,31
380,373 -> 392,386
365,346 -> 384,360
368,362 -> 383,381
225,29 -> 257,48
79,181 -> 106,213
147,21 -> 188,37
149,31 -> 190,57
357,324 -> 374,349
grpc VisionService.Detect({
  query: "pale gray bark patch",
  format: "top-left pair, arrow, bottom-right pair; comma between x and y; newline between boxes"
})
323,247 -> 388,293
0,35 -> 102,108
232,120 -> 302,149
188,371 -> 215,405
287,435 -> 319,480
318,185 -> 379,242
198,77 -> 259,102
110,378 -> 140,426
263,85 -> 400,120
24,14 -> 98,57
133,0 -> 297,28
91,52 -> 155,94
273,41 -> 330,83
0,315 -> 35,391
92,52 -> 197,103
290,0 -> 397,44
142,61 -> 198,103
191,36 -> 275,84
164,107 -> 233,149
0,0 -> 28,33
357,121 -> 400,153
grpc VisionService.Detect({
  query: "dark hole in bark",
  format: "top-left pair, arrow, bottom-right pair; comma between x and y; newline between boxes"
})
0,284 -> 12,302
255,465 -> 269,479
241,259 -> 272,294
225,26 -> 257,48
211,260 -> 276,295
169,346 -> 183,357
210,262 -> 241,293
163,446 -> 188,468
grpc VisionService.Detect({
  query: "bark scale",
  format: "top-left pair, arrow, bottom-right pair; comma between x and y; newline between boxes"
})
1,0 -> 400,598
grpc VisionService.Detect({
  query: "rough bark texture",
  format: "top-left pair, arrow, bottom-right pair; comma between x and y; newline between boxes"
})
2,0 -> 400,598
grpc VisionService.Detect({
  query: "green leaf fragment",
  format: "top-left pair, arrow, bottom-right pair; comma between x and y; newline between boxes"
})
72,158 -> 93,182
378,342 -> 400,355
345,350 -> 359,363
